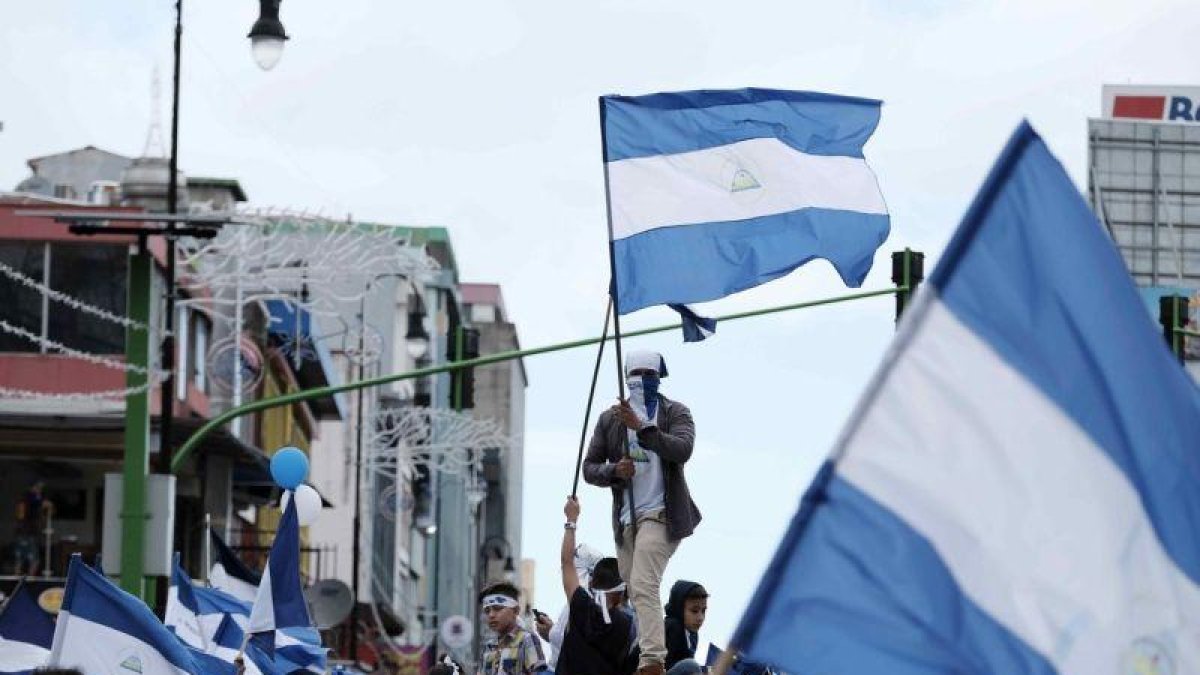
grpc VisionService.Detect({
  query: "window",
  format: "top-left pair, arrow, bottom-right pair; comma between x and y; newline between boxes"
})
191,311 -> 210,394
0,243 -> 47,353
47,244 -> 126,354
0,242 -> 128,355
53,184 -> 77,200
176,308 -> 212,399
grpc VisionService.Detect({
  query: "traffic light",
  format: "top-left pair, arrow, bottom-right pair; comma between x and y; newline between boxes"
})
448,326 -> 481,409
1159,295 -> 1190,363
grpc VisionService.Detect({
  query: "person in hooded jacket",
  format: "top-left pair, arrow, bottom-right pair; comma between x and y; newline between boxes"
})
583,350 -> 701,675
663,581 -> 708,674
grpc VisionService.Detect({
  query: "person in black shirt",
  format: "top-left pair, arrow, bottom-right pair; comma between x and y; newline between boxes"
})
557,496 -> 638,675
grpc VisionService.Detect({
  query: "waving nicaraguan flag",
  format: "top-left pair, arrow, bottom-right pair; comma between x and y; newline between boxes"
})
210,613 -> 327,675
210,526 -> 263,603
166,553 -> 256,651
601,88 -> 889,339
246,495 -> 313,655
170,551 -> 326,672
48,556 -> 221,674
732,122 -> 1200,674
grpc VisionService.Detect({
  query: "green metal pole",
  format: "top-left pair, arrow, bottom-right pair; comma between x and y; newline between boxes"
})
121,244 -> 153,598
172,286 -> 905,474
453,325 -> 464,412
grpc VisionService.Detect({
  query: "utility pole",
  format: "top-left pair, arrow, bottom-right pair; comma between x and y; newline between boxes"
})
121,241 -> 153,597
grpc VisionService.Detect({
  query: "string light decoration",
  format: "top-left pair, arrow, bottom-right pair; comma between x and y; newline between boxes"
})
0,259 -> 151,331
0,318 -> 162,377
176,209 -> 438,322
341,322 -> 385,368
362,406 -> 510,655
0,382 -> 155,401
0,255 -> 163,399
365,406 -> 513,479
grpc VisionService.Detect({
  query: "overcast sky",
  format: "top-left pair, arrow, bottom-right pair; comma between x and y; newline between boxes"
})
3,0 -> 1196,657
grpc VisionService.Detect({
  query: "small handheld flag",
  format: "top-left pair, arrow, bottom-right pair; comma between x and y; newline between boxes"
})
246,494 -> 313,655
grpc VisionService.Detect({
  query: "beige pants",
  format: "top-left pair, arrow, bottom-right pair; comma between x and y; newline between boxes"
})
617,510 -> 679,669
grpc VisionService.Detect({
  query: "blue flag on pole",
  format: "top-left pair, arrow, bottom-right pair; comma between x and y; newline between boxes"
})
48,556 -> 221,674
166,553 -> 254,651
0,583 -> 54,650
0,583 -> 53,674
600,88 -> 890,340
732,122 -> 1200,674
210,526 -> 262,603
246,495 -> 313,655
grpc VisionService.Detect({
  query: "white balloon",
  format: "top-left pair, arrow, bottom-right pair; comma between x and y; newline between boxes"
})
281,485 -> 323,526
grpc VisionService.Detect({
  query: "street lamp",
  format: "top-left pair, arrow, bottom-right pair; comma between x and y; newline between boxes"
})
248,0 -> 289,71
480,536 -> 516,583
405,309 -> 430,361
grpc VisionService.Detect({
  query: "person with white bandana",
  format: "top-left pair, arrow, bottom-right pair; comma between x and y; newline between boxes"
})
555,496 -> 639,675
583,350 -> 701,675
536,542 -> 606,668
477,581 -> 548,675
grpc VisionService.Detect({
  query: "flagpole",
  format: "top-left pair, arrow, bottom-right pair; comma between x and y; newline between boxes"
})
598,96 -> 639,540
571,296 -> 613,497
203,513 -> 212,585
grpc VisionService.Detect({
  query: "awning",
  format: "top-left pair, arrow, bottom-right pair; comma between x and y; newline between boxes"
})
0,413 -> 270,475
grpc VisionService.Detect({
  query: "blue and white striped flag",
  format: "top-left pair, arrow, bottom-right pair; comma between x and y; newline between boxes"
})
170,550 -> 326,672
733,122 -> 1200,674
211,613 -> 326,675
246,495 -> 313,655
166,553 -> 255,651
48,556 -> 220,674
601,88 -> 890,337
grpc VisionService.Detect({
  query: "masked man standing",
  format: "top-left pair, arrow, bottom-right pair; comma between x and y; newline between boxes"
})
583,350 -> 701,675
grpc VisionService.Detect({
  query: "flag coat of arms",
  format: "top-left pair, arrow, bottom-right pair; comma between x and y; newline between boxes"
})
733,122 -> 1200,674
600,88 -> 890,317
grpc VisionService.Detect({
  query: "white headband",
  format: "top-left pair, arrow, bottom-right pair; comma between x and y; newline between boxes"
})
593,582 -> 627,624
482,594 -> 519,609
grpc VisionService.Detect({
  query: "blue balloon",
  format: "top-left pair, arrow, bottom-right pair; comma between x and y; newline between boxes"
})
270,447 -> 309,489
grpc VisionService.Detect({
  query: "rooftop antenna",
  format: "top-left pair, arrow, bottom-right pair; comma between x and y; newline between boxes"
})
142,65 -> 167,158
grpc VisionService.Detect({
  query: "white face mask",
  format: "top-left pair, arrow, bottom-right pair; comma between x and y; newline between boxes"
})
626,375 -> 659,423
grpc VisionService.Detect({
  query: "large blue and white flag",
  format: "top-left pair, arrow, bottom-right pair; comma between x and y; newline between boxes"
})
733,122 -> 1200,674
601,88 -> 890,332
246,496 -> 313,655
48,556 -> 221,674
210,526 -> 263,603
